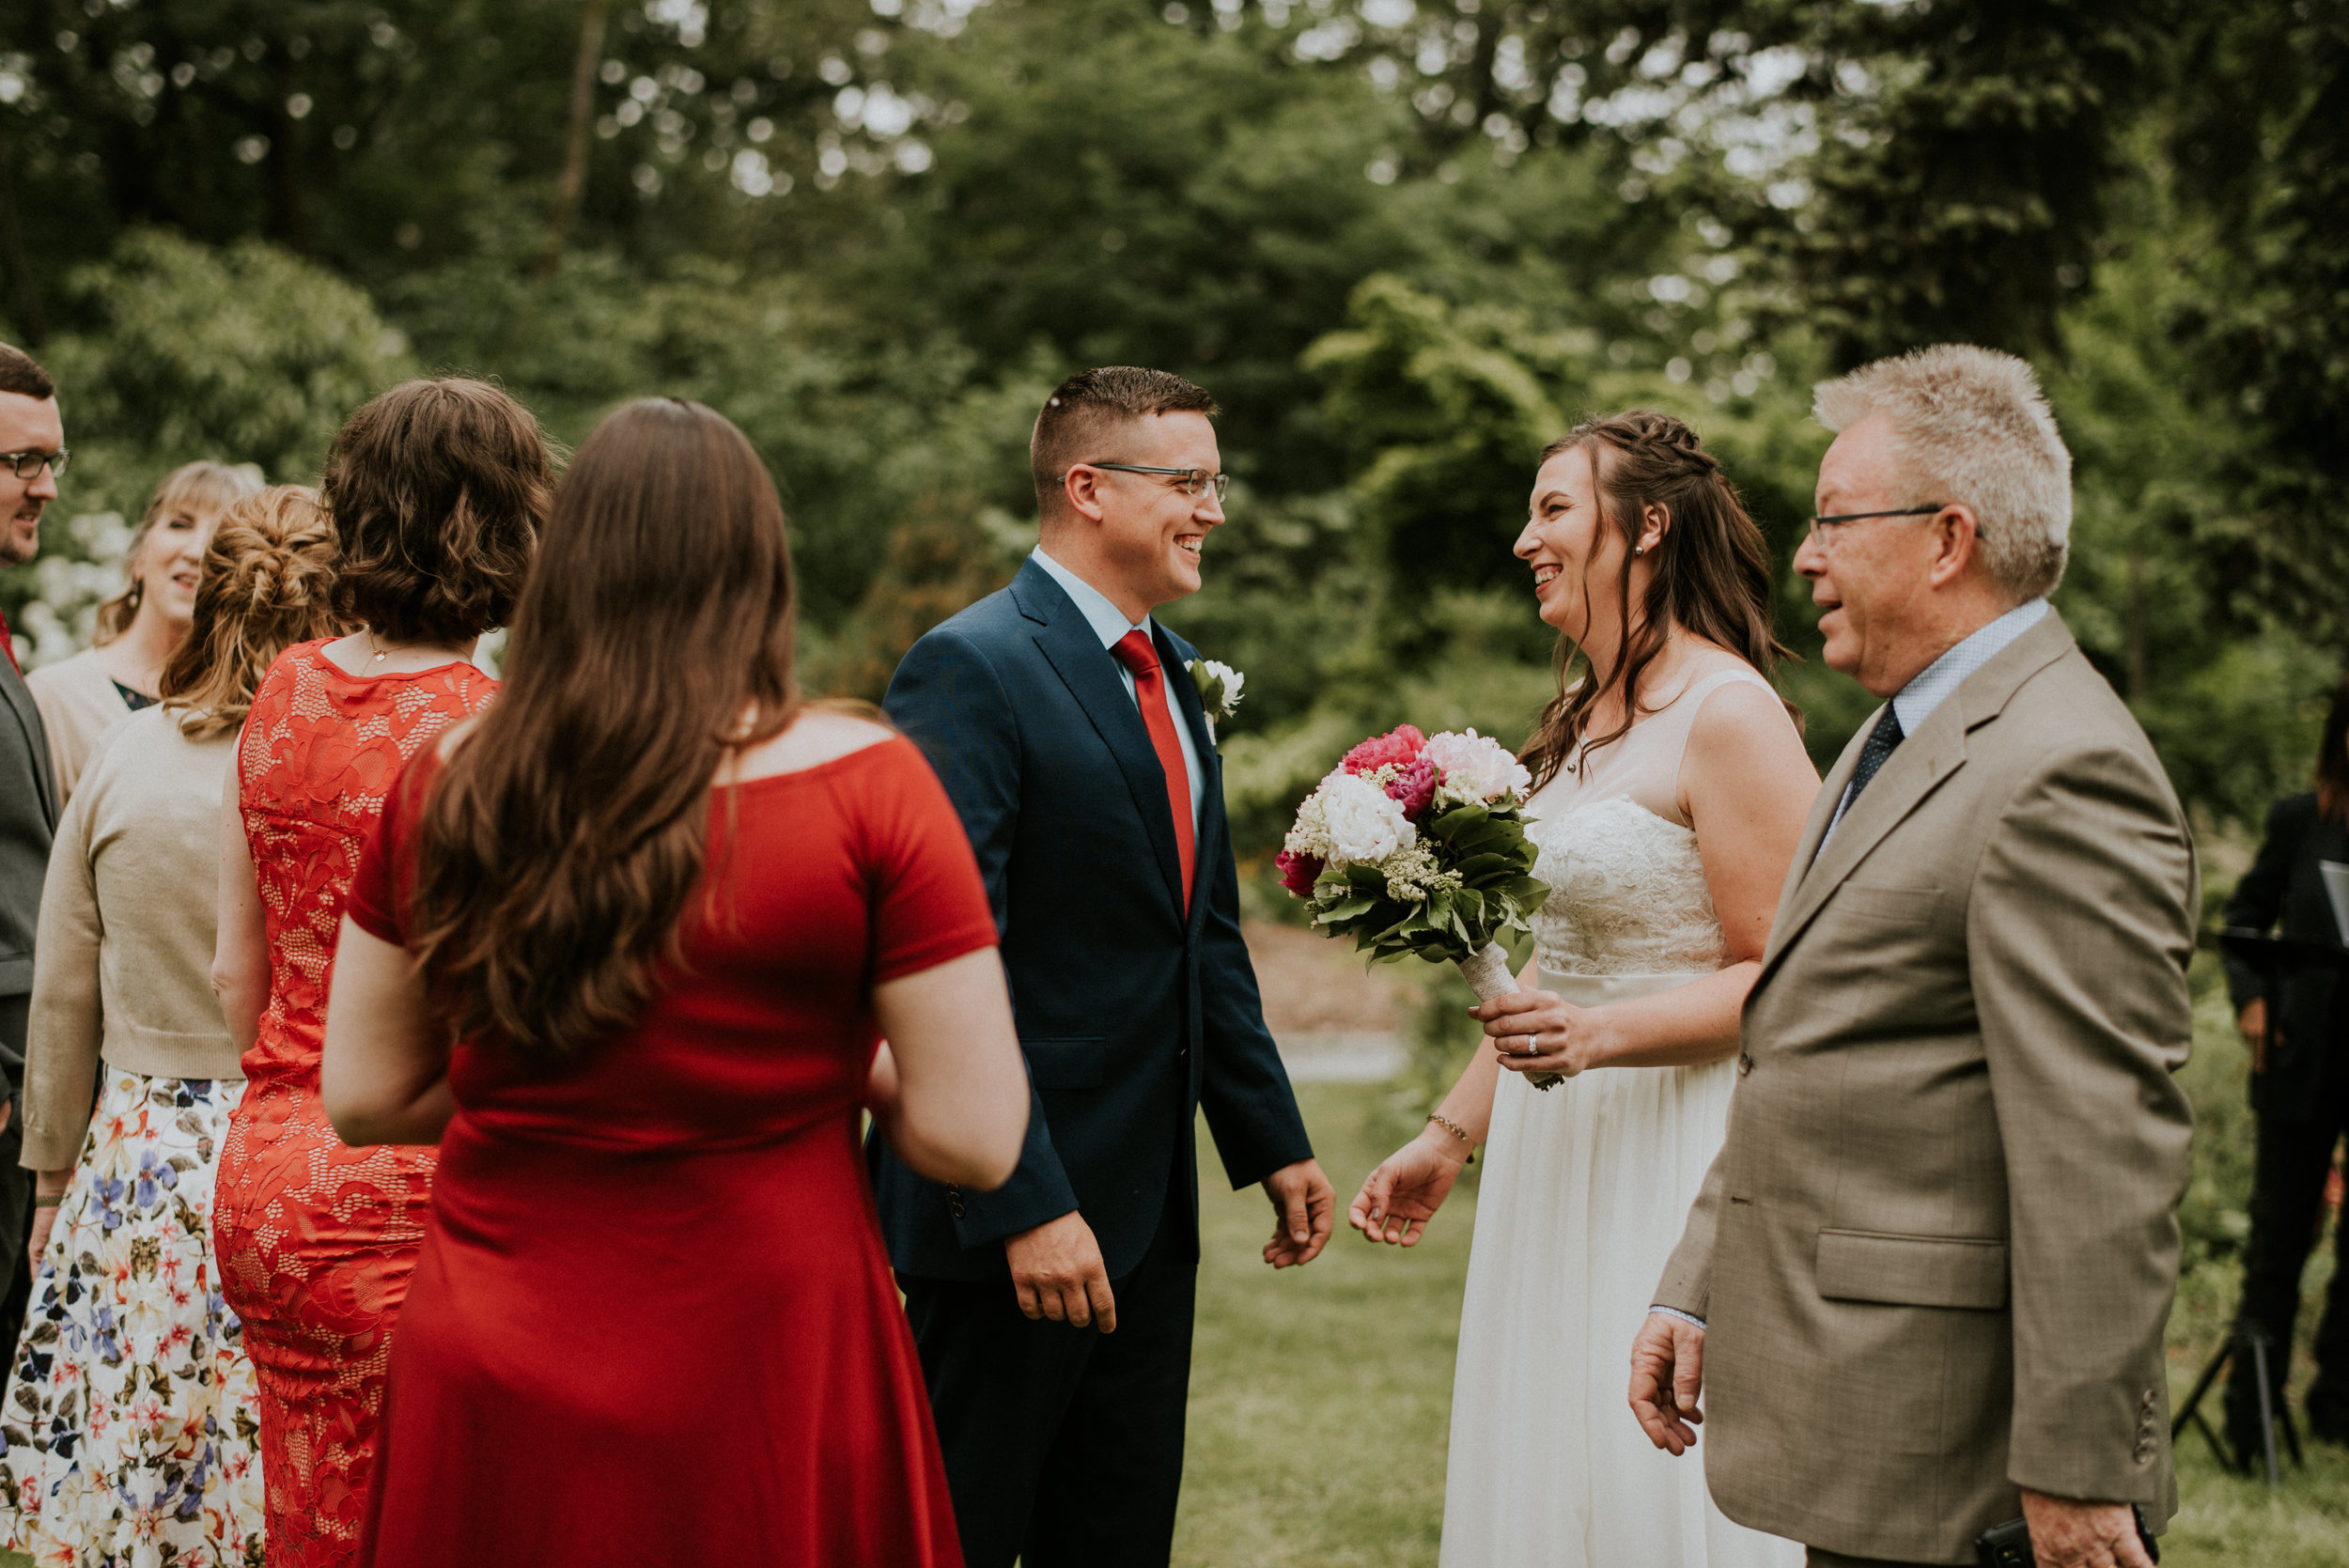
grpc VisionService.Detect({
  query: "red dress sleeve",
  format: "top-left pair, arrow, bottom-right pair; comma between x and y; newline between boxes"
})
859,737 -> 1000,984
346,745 -> 443,946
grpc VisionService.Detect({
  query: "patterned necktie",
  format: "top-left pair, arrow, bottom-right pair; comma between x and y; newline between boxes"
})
1845,703 -> 1906,802
1112,629 -> 1195,911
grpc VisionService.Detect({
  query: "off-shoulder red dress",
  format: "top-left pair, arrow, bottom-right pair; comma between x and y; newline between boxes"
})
347,735 -> 991,1568
210,640 -> 499,1566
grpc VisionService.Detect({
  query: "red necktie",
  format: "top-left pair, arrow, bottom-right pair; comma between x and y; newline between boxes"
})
1112,629 -> 1195,911
0,606 -> 18,674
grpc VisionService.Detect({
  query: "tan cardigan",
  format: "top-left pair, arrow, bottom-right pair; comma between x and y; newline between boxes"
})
22,706 -> 244,1170
24,646 -> 137,804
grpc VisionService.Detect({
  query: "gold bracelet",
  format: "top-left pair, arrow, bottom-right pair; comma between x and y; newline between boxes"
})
31,1195 -> 61,1209
1426,1112 -> 1476,1161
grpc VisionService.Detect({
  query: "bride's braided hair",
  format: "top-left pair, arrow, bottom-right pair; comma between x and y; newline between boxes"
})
1519,410 -> 1797,790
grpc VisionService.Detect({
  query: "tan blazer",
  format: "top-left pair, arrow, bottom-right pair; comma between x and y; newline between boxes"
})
1655,611 -> 2197,1565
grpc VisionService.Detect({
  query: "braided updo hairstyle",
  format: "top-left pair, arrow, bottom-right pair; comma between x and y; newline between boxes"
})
1519,410 -> 1796,790
159,486 -> 345,739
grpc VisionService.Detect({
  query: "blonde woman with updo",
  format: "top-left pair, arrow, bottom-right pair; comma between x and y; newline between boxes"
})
0,486 -> 340,1566
27,460 -> 262,800
1349,412 -> 1819,1567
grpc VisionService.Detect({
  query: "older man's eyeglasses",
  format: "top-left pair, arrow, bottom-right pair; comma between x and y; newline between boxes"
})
1805,504 -> 1945,542
0,449 -> 69,481
1076,461 -> 1230,503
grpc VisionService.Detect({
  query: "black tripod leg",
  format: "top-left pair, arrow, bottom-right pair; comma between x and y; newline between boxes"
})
2253,1333 -> 2283,1487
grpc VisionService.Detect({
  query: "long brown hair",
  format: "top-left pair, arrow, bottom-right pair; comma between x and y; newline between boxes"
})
158,487 -> 343,738
408,399 -> 800,1063
1519,411 -> 1794,790
98,461 -> 263,644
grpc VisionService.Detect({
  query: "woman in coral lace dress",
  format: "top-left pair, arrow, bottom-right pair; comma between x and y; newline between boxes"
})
319,399 -> 1029,1568
209,380 -> 551,1567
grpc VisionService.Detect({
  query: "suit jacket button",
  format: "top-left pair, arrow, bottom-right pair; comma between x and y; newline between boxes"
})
1736,1052 -> 1754,1077
947,1185 -> 967,1220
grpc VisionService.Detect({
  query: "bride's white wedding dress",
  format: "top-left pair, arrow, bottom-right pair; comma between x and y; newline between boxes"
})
1439,665 -> 1802,1568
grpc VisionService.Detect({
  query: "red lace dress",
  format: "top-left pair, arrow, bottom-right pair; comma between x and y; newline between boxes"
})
210,641 -> 497,1568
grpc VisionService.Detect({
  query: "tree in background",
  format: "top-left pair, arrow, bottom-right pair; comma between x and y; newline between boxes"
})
0,0 -> 2338,838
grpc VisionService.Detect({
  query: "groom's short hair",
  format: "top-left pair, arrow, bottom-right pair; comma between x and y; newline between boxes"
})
1032,366 -> 1218,521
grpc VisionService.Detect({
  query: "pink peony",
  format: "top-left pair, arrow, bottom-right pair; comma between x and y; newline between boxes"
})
1385,755 -> 1439,820
1342,724 -> 1427,776
1276,849 -> 1325,897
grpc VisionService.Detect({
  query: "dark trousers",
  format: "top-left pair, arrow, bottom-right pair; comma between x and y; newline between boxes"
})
1805,1550 -> 1937,1568
899,1190 -> 1198,1568
2229,1061 -> 2349,1436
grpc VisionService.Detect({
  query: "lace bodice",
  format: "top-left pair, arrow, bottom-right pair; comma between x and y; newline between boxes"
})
1527,666 -> 1773,976
237,639 -> 497,1093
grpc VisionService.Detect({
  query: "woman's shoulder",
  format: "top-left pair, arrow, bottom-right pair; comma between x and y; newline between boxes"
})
24,644 -> 113,702
730,705 -> 901,784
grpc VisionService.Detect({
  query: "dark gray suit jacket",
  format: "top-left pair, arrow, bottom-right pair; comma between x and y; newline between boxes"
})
0,651 -> 57,1068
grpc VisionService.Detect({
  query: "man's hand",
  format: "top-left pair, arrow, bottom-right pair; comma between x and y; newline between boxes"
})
2019,1490 -> 2155,1568
1628,1310 -> 1705,1455
2237,998 -> 2267,1073
1261,1157 -> 1334,1267
1005,1210 -> 1116,1332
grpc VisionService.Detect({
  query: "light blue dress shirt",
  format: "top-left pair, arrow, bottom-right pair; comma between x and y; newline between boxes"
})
1030,547 -> 1206,831
1820,598 -> 2050,846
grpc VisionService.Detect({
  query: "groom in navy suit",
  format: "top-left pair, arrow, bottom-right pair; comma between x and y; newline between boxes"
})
877,366 -> 1333,1567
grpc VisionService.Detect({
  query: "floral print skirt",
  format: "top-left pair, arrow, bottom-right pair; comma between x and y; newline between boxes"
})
0,1069 -> 265,1567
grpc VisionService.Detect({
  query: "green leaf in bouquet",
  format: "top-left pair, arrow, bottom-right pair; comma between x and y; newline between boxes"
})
1344,862 -> 1386,893
1425,803 -> 1490,841
1501,875 -> 1549,907
1315,895 -> 1378,922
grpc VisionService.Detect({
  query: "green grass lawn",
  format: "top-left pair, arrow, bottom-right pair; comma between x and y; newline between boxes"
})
4,1066 -> 2335,1568
1175,1077 -> 2349,1568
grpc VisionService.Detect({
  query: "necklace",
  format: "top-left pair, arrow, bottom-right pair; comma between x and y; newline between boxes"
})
367,631 -> 397,664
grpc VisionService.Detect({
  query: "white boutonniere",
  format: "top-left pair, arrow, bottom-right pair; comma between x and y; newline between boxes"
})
1188,658 -> 1244,738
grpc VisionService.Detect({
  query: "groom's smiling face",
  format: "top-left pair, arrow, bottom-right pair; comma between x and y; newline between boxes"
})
1079,410 -> 1226,614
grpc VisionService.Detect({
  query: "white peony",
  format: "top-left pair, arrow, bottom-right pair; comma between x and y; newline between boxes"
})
1423,728 -> 1532,804
1312,770 -> 1418,864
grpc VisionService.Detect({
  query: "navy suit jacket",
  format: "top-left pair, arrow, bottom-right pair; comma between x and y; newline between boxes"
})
873,556 -> 1314,1283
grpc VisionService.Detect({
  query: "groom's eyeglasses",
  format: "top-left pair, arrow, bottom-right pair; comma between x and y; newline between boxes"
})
1076,462 -> 1231,503
1805,504 -> 1947,542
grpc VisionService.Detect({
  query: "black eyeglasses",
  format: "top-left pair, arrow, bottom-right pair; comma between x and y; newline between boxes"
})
1806,504 -> 1945,540
1075,461 -> 1230,503
0,449 -> 69,481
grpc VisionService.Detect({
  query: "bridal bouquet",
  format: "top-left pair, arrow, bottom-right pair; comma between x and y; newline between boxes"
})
1277,725 -> 1561,1087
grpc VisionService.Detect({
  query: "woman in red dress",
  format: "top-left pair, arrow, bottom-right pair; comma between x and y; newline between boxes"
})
210,379 -> 552,1566
319,398 -> 1028,1567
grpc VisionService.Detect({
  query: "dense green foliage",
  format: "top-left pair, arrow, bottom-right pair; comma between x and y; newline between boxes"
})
3,0 -> 2341,833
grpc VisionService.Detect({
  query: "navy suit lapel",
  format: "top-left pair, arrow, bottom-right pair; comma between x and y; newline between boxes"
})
1013,561 -> 1189,918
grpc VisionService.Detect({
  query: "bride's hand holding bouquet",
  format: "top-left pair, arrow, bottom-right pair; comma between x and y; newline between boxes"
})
1267,722 -> 1561,1245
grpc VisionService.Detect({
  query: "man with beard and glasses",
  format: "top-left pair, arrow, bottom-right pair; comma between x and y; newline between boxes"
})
0,343 -> 65,1365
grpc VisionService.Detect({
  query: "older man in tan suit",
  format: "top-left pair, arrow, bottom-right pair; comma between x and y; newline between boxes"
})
1628,345 -> 2196,1568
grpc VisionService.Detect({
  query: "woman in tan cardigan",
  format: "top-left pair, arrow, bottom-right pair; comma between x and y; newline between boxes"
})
25,460 -> 261,800
0,487 -> 340,1566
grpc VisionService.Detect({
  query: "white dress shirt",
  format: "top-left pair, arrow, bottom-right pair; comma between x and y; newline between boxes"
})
1030,547 -> 1206,831
1820,598 -> 2049,847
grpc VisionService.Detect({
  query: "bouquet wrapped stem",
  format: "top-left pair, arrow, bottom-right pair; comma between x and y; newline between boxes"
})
1278,725 -> 1562,1090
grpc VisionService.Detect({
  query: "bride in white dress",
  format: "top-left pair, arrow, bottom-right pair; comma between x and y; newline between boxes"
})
1349,412 -> 1819,1568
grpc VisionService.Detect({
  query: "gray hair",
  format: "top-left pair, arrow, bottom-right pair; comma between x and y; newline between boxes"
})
1813,344 -> 2071,600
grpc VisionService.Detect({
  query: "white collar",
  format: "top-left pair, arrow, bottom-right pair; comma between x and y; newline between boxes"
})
1031,546 -> 1152,652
